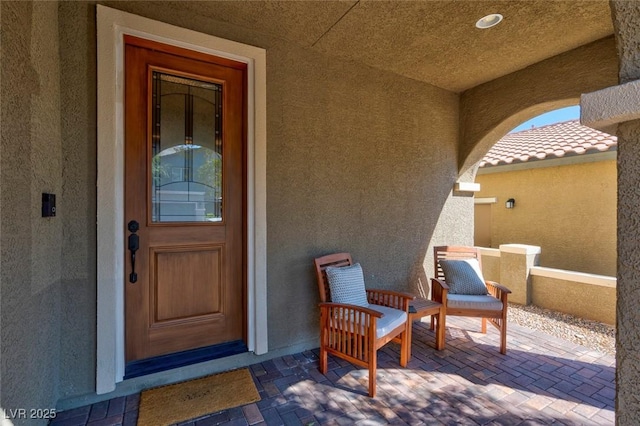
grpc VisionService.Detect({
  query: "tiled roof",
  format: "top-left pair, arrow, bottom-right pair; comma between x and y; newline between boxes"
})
479,120 -> 617,168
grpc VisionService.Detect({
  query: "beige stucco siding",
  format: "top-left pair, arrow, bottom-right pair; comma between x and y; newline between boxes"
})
479,252 -> 501,283
475,159 -> 616,276
531,275 -> 615,325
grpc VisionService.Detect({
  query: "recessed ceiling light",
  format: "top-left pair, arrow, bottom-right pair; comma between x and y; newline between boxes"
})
476,13 -> 503,29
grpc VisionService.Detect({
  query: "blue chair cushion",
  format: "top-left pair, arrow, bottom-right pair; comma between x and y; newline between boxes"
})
368,304 -> 407,338
447,294 -> 503,311
325,263 -> 369,307
439,258 -> 488,295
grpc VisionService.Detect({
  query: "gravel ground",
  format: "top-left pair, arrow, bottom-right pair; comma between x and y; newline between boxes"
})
508,303 -> 616,356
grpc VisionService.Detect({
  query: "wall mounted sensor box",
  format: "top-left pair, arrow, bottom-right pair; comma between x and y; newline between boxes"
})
42,193 -> 56,217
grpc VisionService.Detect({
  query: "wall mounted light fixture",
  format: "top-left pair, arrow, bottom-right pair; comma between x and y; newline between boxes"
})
505,198 -> 515,209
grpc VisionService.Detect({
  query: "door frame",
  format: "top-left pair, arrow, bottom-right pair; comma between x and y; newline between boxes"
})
96,5 -> 267,394
473,197 -> 496,248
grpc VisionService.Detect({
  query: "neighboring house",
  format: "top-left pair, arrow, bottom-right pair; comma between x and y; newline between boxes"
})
475,120 -> 617,276
153,146 -> 222,222
3,2 -> 640,423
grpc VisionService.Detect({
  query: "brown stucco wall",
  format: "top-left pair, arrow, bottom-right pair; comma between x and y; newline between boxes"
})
475,159 -> 617,276
58,2 -> 99,398
616,119 -> 640,423
1,0 -> 63,414
98,0 -> 460,343
43,1 -> 461,404
263,40 -> 459,348
459,37 -> 619,174
609,2 -> 640,423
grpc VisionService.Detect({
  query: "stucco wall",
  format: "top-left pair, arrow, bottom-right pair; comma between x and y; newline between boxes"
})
479,250 -> 501,283
616,119 -> 640,423
1,0 -> 63,415
531,274 -> 615,325
607,2 -> 640,423
479,248 -> 615,324
51,1 -> 462,403
423,166 -> 477,290
459,36 -> 619,174
264,43 -> 459,343
475,159 -> 617,276
2,0 -> 628,413
58,2 -> 99,397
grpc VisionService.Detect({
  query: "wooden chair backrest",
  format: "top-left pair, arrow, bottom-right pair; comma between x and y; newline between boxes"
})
314,252 -> 353,303
434,246 -> 481,282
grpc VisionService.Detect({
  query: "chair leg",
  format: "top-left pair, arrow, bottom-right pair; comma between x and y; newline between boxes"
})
400,328 -> 409,367
481,317 -> 487,333
368,351 -> 377,398
435,309 -> 445,350
429,315 -> 435,331
319,346 -> 328,374
319,312 -> 328,373
500,321 -> 507,355
405,320 -> 413,362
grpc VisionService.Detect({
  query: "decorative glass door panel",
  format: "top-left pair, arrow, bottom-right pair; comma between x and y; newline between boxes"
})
151,71 -> 223,223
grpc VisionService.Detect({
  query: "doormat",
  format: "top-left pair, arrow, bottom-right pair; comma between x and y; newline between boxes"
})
136,368 -> 261,426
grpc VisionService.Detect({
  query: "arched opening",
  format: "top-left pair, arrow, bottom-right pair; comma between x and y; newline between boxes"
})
473,104 -> 617,277
460,100 -> 580,177
468,104 -> 616,355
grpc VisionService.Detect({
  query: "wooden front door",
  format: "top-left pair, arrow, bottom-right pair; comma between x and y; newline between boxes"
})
124,36 -> 246,362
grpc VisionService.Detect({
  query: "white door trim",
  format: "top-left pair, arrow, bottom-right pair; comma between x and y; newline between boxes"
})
96,5 -> 267,394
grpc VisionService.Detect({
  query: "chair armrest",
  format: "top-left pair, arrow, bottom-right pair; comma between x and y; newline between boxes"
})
485,280 -> 511,301
319,303 -> 382,339
366,289 -> 414,311
430,278 -> 449,304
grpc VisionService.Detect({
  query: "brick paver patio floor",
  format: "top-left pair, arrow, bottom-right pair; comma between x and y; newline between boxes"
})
50,316 -> 615,425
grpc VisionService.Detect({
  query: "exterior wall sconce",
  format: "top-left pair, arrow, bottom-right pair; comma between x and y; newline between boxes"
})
505,198 -> 515,209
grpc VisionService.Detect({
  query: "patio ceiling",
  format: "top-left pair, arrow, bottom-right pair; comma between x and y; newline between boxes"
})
168,0 -> 613,92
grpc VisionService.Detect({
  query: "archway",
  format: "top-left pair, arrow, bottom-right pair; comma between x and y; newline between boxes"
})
472,105 -> 617,277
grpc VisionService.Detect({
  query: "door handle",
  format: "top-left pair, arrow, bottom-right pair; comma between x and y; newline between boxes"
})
128,220 -> 139,283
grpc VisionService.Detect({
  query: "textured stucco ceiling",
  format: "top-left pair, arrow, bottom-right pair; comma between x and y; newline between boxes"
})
170,0 -> 613,92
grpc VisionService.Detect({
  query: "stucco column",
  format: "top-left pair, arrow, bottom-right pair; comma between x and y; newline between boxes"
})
582,2 -> 640,423
498,244 -> 540,305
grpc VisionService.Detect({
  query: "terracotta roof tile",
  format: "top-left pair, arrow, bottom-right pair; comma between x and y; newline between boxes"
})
479,120 -> 617,168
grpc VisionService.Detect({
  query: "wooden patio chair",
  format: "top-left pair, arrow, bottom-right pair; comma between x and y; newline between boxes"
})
314,253 -> 413,397
431,246 -> 511,354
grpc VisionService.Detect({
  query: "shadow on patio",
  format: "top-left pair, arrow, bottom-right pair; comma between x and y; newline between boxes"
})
51,316 -> 615,425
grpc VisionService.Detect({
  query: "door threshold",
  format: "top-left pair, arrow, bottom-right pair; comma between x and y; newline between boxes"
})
124,340 -> 247,379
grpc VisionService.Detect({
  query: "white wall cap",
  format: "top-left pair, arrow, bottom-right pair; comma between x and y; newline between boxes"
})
455,181 -> 481,192
499,244 -> 542,255
531,266 -> 616,288
474,197 -> 497,204
581,79 -> 640,132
